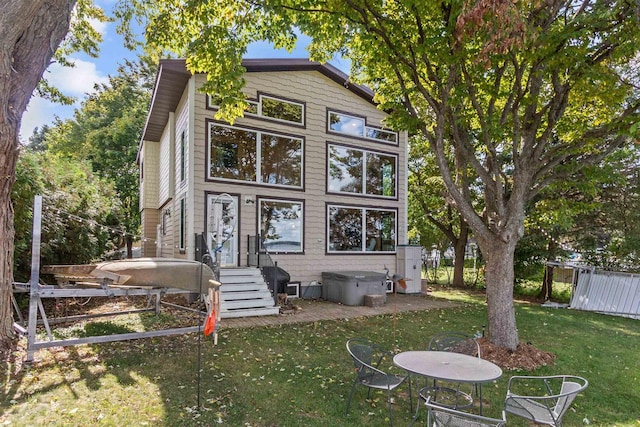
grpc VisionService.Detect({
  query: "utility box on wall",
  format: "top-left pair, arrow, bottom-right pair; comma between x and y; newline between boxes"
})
396,245 -> 423,294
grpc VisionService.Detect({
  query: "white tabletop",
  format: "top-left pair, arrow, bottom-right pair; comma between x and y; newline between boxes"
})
393,351 -> 502,383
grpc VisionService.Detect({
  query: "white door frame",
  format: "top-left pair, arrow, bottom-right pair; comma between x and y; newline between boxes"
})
206,193 -> 239,267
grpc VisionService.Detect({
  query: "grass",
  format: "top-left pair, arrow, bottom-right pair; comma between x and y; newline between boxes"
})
2,289 -> 639,426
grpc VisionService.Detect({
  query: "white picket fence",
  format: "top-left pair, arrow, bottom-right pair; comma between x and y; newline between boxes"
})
570,267 -> 640,320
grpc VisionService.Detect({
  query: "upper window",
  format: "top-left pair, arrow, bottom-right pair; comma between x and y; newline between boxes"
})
327,205 -> 396,253
328,144 -> 397,198
208,122 -> 303,188
328,110 -> 397,144
179,131 -> 186,182
259,198 -> 304,253
209,93 -> 305,126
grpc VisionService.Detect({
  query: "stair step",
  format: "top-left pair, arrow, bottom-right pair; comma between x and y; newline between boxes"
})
221,276 -> 265,285
222,283 -> 270,292
220,306 -> 280,319
220,268 -> 263,277
218,267 -> 278,318
222,298 -> 277,310
221,290 -> 273,301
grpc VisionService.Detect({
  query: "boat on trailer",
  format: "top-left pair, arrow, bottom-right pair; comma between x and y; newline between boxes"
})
43,257 -> 219,293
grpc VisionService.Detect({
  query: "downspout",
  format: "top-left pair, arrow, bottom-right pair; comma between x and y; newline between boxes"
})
187,76 -> 196,259
403,130 -> 409,244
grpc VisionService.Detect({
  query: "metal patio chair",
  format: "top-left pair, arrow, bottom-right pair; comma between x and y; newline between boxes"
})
504,374 -> 589,426
425,396 -> 507,427
345,338 -> 412,426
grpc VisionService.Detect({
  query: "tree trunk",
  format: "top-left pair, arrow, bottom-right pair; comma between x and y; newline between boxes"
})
451,220 -> 469,287
0,0 -> 76,348
0,126 -> 18,342
539,239 -> 557,300
540,264 -> 554,301
480,236 -> 519,350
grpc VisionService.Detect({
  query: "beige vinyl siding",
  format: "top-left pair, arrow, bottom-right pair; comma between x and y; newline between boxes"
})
159,201 -> 175,258
175,99 -> 189,194
158,114 -> 175,206
139,140 -> 160,210
139,140 -> 161,258
191,70 -> 407,285
140,208 -> 159,257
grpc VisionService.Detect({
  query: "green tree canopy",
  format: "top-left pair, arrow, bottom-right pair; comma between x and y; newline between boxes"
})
130,0 -> 640,349
12,149 -> 121,282
43,58 -> 156,255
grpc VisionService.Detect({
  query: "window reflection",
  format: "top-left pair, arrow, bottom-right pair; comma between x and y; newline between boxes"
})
261,134 -> 302,186
329,112 -> 364,137
328,146 -> 363,193
209,123 -> 302,187
328,206 -> 396,253
366,210 -> 396,252
328,144 -> 396,198
328,207 -> 362,251
209,126 -> 257,181
261,97 -> 303,124
260,199 -> 303,253
328,110 -> 398,143
366,153 -> 396,197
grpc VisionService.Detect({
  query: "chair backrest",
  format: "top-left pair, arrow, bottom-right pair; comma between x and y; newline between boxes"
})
346,338 -> 387,378
427,397 -> 506,427
428,331 -> 481,358
553,378 -> 587,417
505,375 -> 588,425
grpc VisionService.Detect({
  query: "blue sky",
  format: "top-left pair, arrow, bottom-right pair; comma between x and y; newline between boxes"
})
19,1 -> 349,143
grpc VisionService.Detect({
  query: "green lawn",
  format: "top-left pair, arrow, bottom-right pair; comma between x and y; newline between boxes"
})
2,289 -> 638,426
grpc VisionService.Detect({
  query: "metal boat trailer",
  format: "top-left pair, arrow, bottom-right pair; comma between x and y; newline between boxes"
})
13,196 -> 220,362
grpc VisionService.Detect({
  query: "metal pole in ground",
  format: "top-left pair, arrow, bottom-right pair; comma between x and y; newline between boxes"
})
26,195 -> 43,362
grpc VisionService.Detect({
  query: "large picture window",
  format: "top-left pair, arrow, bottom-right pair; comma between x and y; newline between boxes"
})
328,110 -> 397,144
328,144 -> 396,198
327,205 -> 396,253
208,122 -> 303,188
260,199 -> 304,253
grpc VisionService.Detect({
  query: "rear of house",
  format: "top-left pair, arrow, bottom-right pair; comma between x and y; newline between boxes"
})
138,58 -> 411,300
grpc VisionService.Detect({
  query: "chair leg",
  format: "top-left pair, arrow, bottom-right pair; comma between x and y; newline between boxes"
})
387,387 -> 394,427
408,375 -> 413,413
345,380 -> 358,416
408,392 -> 422,427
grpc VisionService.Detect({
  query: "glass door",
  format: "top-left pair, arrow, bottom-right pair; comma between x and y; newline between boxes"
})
207,194 -> 238,267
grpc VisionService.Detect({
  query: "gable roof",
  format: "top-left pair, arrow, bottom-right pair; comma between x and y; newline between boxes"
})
141,58 -> 376,143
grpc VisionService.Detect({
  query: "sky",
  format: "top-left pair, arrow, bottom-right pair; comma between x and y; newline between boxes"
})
19,1 -> 350,143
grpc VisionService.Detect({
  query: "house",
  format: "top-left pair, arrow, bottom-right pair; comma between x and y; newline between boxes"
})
138,58 -> 416,315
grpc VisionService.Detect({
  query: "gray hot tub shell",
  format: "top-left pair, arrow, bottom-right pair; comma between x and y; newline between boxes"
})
321,271 -> 388,306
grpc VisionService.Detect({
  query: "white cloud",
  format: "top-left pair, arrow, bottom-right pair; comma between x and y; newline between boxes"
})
46,57 -> 109,97
20,58 -> 108,142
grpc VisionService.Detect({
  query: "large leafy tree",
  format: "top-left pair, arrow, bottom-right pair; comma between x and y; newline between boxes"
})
44,58 -> 155,256
13,149 -> 121,282
0,0 -> 107,346
409,135 -> 475,287
133,0 -> 640,349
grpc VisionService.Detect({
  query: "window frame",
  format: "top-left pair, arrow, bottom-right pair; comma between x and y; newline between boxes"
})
326,204 -> 397,254
179,198 -> 186,252
258,197 -> 305,254
327,109 -> 398,145
326,142 -> 398,199
179,130 -> 186,183
206,120 -> 304,190
207,92 -> 305,127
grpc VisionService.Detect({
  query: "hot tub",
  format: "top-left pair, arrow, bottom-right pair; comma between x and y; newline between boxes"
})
321,271 -> 387,306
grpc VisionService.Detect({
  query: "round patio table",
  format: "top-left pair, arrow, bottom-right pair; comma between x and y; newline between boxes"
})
393,350 -> 502,417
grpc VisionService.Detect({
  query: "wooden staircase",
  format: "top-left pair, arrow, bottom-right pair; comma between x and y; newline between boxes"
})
219,268 -> 280,318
